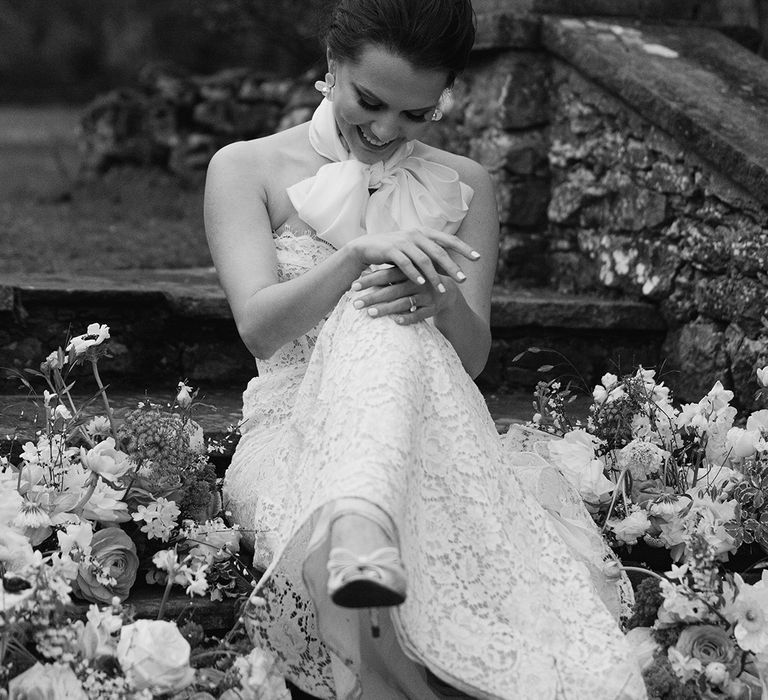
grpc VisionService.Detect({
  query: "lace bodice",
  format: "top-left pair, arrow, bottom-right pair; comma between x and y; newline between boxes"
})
257,223 -> 337,375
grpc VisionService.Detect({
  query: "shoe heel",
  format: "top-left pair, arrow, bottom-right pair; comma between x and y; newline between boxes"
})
369,608 -> 380,638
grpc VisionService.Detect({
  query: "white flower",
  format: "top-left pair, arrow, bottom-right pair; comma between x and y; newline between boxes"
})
617,439 -> 667,480
607,507 -> 651,545
80,604 -> 122,659
0,524 -> 37,571
732,571 -> 768,653
116,620 -> 195,693
665,563 -> 689,581
153,549 -> 179,573
547,429 -> 614,502
726,426 -> 757,460
757,366 -> 768,388
677,403 -> 707,431
601,372 -> 618,390
83,416 -> 112,442
53,404 -> 72,421
176,382 -> 194,409
658,580 -> 708,625
592,385 -> 608,404
66,323 -> 110,357
132,498 -> 180,541
57,521 -> 93,557
705,661 -> 728,687
667,647 -> 703,682
79,438 -> 133,481
184,566 -> 209,597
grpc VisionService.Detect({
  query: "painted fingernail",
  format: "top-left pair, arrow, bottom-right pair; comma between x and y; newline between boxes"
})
351,282 -> 362,291
456,271 -> 467,281
353,299 -> 364,309
470,251 -> 481,259
368,308 -> 378,317
416,276 -> 426,285
438,283 -> 446,293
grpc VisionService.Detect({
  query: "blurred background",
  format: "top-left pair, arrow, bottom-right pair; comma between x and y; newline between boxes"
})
0,0 -> 327,104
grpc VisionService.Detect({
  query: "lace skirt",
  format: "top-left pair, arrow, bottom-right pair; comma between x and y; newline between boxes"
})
223,292 -> 646,700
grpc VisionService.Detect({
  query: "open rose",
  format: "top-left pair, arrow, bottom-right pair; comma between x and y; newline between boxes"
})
80,438 -> 134,481
74,527 -> 138,603
117,619 -> 195,693
675,625 -> 740,678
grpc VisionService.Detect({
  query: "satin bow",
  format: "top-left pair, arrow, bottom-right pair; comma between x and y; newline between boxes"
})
286,98 -> 473,249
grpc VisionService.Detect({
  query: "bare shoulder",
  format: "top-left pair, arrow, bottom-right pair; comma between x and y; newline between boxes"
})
207,122 -> 311,186
413,142 -> 493,193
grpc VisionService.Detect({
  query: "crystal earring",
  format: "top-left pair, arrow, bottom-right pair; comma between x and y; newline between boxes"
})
430,88 -> 454,122
314,72 -> 336,100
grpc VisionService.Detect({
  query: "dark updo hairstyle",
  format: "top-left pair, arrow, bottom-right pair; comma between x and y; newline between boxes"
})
325,0 -> 476,86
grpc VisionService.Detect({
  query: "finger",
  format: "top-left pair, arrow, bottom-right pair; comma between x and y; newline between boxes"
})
399,242 -> 443,291
363,293 -> 422,318
352,267 -> 408,291
353,282 -> 419,309
420,229 -> 481,261
415,237 -> 468,285
393,304 -> 436,325
388,249 -> 430,287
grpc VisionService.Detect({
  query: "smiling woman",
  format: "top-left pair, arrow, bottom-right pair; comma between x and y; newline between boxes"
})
203,0 -> 647,698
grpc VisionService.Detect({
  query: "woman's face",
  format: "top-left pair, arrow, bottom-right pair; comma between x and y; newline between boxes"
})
330,45 -> 448,164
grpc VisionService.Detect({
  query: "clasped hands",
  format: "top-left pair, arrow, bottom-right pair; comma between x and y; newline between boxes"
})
346,228 -> 480,326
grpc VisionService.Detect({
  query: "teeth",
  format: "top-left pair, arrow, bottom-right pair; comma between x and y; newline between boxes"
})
358,127 -> 391,148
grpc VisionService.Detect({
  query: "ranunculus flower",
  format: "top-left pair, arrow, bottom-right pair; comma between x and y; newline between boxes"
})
607,507 -> 651,545
80,438 -> 134,481
9,662 -> 87,699
675,625 -> 740,677
74,527 -> 138,603
117,619 -> 195,693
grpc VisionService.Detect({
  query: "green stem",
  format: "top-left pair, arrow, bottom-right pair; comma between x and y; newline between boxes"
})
90,360 -> 119,445
157,574 -> 175,621
73,474 -> 98,514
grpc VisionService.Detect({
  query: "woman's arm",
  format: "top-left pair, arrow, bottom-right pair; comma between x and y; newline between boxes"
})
204,141 -> 366,359
205,140 -> 480,359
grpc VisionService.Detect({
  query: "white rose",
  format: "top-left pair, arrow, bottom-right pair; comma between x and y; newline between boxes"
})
9,662 -> 87,699
117,619 -> 195,693
592,385 -> 608,404
79,438 -> 133,480
601,372 -> 618,390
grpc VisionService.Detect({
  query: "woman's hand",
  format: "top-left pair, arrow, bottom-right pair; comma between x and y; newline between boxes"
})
345,228 -> 480,292
350,266 -> 460,325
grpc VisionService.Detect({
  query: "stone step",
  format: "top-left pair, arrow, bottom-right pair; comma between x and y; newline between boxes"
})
0,269 -> 665,393
542,17 -> 768,208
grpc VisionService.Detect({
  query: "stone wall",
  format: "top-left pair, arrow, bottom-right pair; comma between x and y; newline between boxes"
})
547,62 -> 768,405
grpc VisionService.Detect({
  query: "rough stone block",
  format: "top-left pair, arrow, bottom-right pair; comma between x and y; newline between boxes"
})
662,319 -> 728,403
725,323 -> 768,409
695,275 -> 768,332
499,179 -> 550,228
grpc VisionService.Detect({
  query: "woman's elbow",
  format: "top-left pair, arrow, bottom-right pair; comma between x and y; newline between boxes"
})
235,319 -> 279,360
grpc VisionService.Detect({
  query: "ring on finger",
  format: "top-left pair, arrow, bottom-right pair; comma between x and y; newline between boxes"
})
408,296 -> 418,313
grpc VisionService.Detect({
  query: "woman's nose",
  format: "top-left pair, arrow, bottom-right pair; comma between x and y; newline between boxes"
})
370,115 -> 399,142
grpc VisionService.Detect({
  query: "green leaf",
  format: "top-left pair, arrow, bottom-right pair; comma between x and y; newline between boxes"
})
512,352 -> 525,363
537,365 -> 554,373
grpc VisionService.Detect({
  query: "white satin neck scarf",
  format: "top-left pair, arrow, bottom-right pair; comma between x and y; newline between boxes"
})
286,98 -> 474,249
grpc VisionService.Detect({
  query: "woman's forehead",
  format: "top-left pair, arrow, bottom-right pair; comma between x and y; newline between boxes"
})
341,45 -> 447,105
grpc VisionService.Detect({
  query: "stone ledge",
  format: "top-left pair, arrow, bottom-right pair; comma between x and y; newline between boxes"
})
473,0 -> 707,49
0,269 -> 664,332
541,17 -> 768,207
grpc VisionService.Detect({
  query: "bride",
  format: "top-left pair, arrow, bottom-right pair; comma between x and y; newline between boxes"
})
204,0 -> 646,698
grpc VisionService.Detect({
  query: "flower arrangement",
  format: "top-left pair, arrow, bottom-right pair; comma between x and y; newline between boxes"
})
1,322 -> 290,698
625,529 -> 768,699
523,348 -> 768,569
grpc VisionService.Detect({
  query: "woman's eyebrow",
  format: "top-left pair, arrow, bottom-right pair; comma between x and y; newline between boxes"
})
354,83 -> 433,113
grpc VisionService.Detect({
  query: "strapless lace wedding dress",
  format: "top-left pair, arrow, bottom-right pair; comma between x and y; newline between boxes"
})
223,222 -> 646,700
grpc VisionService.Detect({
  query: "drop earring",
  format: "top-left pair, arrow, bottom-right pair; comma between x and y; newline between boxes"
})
430,88 -> 454,122
314,72 -> 336,100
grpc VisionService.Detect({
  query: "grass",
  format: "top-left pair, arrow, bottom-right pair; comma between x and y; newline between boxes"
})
0,106 -> 212,273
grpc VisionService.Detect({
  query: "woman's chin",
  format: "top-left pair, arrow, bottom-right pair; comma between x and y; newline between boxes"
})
349,129 -> 401,164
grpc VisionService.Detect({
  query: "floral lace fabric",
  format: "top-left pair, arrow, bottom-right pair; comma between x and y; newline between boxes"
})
223,223 -> 647,700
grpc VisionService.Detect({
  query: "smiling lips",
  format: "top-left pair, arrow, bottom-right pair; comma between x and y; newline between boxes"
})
356,125 -> 396,150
